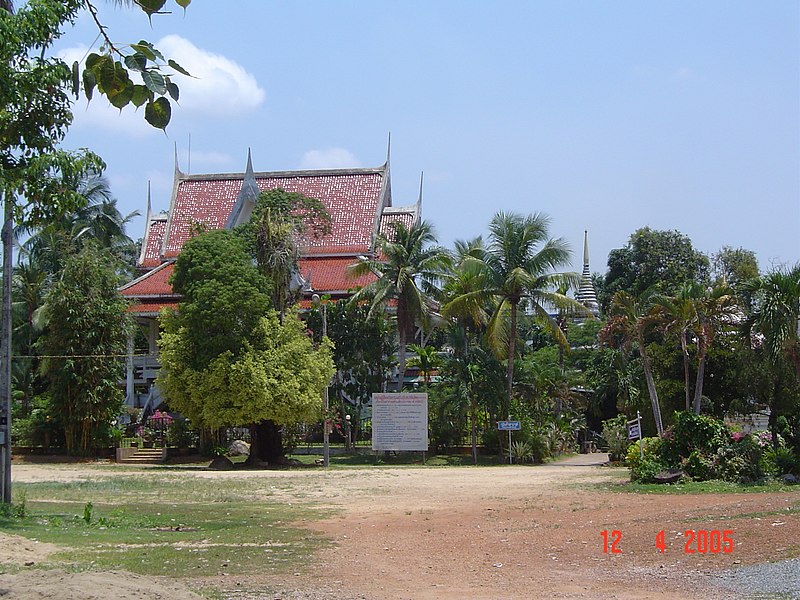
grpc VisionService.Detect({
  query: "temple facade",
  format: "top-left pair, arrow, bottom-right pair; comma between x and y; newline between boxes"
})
120,150 -> 419,409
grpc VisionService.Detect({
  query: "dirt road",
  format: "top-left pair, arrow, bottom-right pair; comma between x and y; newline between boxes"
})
6,455 -> 800,599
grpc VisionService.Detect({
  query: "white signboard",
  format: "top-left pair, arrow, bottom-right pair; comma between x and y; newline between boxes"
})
627,421 -> 641,440
497,421 -> 521,431
371,393 -> 428,451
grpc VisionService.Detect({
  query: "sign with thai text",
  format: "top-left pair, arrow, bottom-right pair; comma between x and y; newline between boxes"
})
372,393 -> 428,451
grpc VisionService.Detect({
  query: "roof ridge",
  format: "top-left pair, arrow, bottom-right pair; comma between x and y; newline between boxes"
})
177,165 -> 387,182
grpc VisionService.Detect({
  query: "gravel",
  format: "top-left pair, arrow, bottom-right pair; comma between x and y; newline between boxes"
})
713,558 -> 800,599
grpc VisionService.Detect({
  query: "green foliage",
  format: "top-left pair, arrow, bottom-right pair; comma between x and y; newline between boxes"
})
40,246 -> 131,454
168,229 -> 271,369
11,394 -> 62,447
626,437 -> 671,483
160,309 -> 334,429
712,436 -> 765,483
602,227 -> 710,310
660,411 -> 729,466
602,414 -> 630,461
507,439 -> 532,464
306,300 -> 394,429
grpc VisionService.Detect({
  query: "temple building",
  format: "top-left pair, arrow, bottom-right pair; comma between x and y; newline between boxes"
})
119,149 -> 419,408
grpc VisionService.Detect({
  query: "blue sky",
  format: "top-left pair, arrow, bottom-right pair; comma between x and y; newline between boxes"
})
55,1 -> 799,275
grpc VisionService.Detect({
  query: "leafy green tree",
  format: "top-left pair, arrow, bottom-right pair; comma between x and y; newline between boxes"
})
445,211 -> 583,412
601,227 -> 710,311
160,309 -> 333,434
712,246 -> 759,290
306,299 -> 394,444
160,229 -> 334,463
39,245 -> 131,454
350,220 -> 450,392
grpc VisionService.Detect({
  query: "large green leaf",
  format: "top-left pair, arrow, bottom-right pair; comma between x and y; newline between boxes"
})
144,97 -> 171,129
175,0 -> 192,7
124,53 -> 148,73
131,85 -> 151,108
166,79 -> 179,102
142,69 -> 167,95
167,59 -> 191,77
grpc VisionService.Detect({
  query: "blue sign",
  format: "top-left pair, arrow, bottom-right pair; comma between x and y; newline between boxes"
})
497,421 -> 521,431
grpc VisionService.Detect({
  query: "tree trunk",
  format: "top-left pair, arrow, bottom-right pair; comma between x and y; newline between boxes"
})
396,314 -> 407,393
681,332 -> 692,411
248,420 -> 283,465
506,301 -> 517,409
470,394 -> 478,466
692,352 -> 707,414
637,335 -> 664,435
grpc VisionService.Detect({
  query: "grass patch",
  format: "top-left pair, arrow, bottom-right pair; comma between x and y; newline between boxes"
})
599,478 -> 800,495
289,452 -> 514,467
2,477 -> 327,578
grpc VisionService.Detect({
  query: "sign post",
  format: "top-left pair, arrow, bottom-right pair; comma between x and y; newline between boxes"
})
497,420 -> 521,464
627,411 -> 643,458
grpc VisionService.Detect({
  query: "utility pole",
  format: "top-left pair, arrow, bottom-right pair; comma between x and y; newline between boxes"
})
312,294 -> 330,467
1,194 -> 13,503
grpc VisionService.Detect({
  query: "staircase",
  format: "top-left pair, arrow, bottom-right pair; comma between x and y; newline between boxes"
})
116,447 -> 166,465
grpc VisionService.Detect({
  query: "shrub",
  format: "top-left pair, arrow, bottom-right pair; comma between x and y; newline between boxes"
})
683,450 -> 714,481
529,430 -> 551,463
768,447 -> 799,476
508,440 -> 533,464
602,415 -> 630,462
660,411 -> 729,466
713,435 -> 764,483
627,437 -> 668,483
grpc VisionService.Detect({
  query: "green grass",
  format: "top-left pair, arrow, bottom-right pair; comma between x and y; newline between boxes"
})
1,476 -> 328,578
599,477 -> 800,495
289,452 -> 515,467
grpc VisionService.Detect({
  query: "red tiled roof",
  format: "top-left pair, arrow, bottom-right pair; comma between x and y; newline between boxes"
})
140,218 -> 167,268
299,256 -> 375,293
120,262 -> 176,298
378,211 -> 415,239
127,301 -> 179,315
162,169 -> 386,259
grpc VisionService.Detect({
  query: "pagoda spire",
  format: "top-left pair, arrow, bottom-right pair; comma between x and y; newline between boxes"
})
576,230 -> 599,316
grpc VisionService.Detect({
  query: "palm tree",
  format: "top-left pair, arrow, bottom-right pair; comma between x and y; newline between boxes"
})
653,282 -> 703,412
743,264 -> 800,382
445,211 -> 583,409
691,284 -> 737,413
599,290 -> 664,435
21,172 -> 139,276
349,220 -> 450,391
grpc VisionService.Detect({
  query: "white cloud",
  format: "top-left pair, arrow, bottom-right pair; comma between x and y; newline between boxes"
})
179,149 -> 236,172
156,35 -> 265,113
57,35 -> 265,135
300,148 -> 362,170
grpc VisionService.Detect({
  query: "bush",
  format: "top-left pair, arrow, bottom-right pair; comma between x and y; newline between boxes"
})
713,435 -> 764,483
602,415 -> 629,462
529,430 -> 551,463
627,437 -> 667,483
765,446 -> 799,476
661,411 -> 729,466
683,450 -> 714,481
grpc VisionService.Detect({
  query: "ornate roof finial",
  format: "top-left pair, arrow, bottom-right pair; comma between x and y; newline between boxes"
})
416,171 -> 424,223
146,181 -> 152,222
385,132 -> 392,167
173,142 -> 182,176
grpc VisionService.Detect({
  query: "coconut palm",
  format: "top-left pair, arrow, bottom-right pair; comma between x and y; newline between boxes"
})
445,211 -> 584,409
653,282 -> 704,411
743,264 -> 800,381
691,284 -> 737,413
349,220 -> 450,391
599,290 -> 664,435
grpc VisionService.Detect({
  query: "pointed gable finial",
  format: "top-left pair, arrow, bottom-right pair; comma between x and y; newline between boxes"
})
416,171 -> 424,222
146,181 -> 152,222
245,147 -> 254,178
386,132 -> 392,167
173,142 -> 183,177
